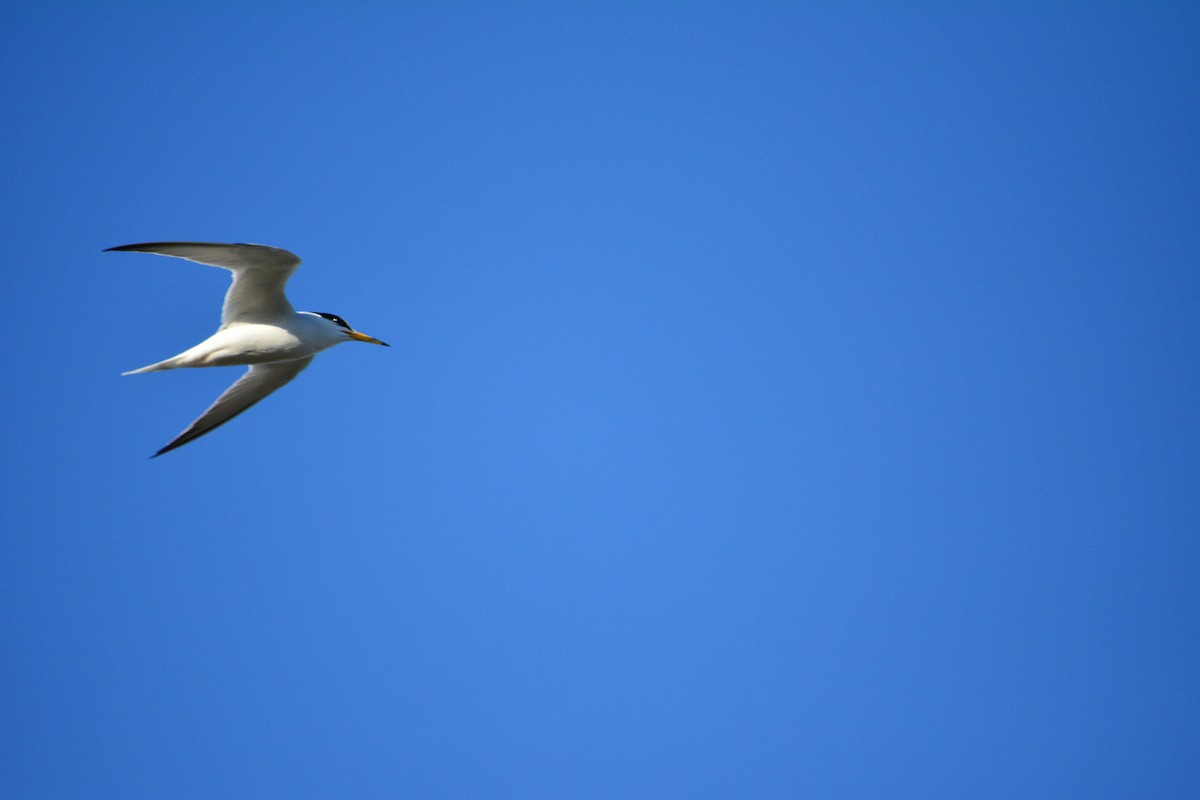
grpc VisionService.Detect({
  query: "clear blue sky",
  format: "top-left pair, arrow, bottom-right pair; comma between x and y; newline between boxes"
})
3,3 -> 1198,797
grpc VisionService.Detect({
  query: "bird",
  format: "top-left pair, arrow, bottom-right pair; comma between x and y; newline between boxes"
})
107,241 -> 389,457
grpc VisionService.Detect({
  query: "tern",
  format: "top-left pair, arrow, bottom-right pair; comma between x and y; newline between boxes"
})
107,242 -> 389,457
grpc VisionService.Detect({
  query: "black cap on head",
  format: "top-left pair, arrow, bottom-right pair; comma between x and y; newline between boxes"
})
314,312 -> 352,330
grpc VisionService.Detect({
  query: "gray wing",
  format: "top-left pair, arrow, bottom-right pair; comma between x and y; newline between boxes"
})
106,242 -> 302,325
152,357 -> 314,457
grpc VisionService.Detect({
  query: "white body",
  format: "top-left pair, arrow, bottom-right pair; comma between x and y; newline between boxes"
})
126,314 -> 347,373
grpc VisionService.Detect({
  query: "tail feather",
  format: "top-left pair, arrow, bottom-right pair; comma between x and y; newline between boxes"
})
122,358 -> 179,375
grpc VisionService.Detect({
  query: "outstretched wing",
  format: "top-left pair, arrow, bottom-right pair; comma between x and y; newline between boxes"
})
106,242 -> 302,325
152,357 -> 314,457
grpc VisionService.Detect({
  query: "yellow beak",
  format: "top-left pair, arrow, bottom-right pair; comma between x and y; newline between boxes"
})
347,331 -> 390,346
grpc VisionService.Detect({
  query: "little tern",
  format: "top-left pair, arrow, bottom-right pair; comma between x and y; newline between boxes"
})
107,241 -> 388,457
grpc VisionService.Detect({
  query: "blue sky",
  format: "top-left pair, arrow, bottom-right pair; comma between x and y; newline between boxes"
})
3,3 -> 1198,797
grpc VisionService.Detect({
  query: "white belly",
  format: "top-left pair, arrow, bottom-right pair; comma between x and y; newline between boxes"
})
180,322 -> 333,367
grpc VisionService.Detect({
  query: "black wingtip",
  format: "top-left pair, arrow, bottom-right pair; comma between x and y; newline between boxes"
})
105,243 -> 163,253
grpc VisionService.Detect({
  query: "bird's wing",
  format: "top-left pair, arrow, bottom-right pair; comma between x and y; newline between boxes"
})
152,357 -> 314,457
105,242 -> 302,325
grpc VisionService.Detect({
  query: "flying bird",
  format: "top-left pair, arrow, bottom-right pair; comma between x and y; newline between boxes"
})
107,242 -> 389,457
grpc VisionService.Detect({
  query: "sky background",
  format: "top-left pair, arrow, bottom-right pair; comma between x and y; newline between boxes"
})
2,3 -> 1199,797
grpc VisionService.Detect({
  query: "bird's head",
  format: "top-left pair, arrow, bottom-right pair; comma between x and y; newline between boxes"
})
309,312 -> 390,347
